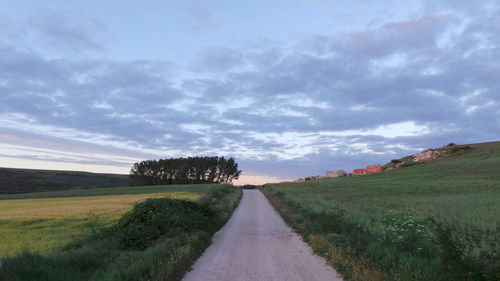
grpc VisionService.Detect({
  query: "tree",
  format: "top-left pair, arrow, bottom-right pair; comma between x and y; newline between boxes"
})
129,156 -> 242,185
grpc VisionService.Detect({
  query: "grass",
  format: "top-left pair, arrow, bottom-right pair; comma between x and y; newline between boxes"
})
0,184 -> 213,200
0,185 -> 241,281
0,191 -> 202,257
261,141 -> 500,281
0,184 -> 212,257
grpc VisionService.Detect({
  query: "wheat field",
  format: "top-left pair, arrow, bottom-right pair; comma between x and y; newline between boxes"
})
0,187 -> 204,257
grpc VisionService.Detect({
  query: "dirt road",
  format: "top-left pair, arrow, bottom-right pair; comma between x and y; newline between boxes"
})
182,190 -> 342,281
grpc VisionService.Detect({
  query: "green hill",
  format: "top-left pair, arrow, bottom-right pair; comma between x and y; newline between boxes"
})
0,167 -> 130,194
262,141 -> 500,281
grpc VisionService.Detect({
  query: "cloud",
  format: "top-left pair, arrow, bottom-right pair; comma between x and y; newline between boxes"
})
193,47 -> 246,72
421,0 -> 498,16
1,2 -> 499,181
328,13 -> 457,58
28,9 -> 108,53
178,1 -> 220,32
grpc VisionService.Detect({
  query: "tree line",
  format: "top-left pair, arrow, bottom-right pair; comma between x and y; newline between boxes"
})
129,156 -> 242,185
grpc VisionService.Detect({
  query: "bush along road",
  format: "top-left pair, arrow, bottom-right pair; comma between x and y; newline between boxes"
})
0,185 -> 241,281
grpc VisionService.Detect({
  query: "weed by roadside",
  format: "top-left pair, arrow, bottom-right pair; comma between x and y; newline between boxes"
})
261,185 -> 499,281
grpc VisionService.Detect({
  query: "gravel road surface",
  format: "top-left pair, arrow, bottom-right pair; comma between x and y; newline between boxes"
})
182,189 -> 342,281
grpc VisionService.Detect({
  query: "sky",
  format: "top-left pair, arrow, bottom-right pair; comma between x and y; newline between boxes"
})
0,0 -> 499,185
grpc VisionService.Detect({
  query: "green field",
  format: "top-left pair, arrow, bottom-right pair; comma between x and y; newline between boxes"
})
0,184 -> 241,281
0,183 -> 213,200
262,141 -> 500,281
0,184 -> 211,257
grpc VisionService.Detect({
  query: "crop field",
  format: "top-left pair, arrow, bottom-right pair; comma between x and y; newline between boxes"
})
0,184 -> 210,257
0,184 -> 241,281
262,141 -> 500,281
0,183 -> 212,199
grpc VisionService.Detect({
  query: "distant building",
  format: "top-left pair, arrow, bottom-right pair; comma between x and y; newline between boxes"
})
325,170 -> 347,178
305,175 -> 324,181
352,169 -> 367,175
353,164 -> 382,175
366,164 -> 382,173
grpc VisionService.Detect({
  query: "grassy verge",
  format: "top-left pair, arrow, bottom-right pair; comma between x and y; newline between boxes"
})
261,142 -> 500,281
0,185 -> 241,281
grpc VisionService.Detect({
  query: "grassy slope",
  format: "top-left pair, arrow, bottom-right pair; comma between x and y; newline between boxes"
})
0,185 -> 241,281
0,184 -> 213,257
0,167 -> 130,194
262,141 -> 500,281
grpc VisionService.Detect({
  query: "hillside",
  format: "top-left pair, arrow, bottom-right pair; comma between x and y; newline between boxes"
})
262,141 -> 500,281
382,142 -> 474,170
0,167 -> 130,194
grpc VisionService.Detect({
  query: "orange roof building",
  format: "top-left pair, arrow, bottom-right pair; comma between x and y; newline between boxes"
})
352,168 -> 367,174
366,164 -> 382,173
353,164 -> 382,175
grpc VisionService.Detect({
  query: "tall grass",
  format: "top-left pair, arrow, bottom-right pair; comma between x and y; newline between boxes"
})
0,185 -> 241,281
262,141 -> 500,281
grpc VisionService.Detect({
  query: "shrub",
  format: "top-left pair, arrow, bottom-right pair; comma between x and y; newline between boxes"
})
113,198 -> 215,250
450,145 -> 472,153
380,211 -> 435,256
1,186 -> 242,281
